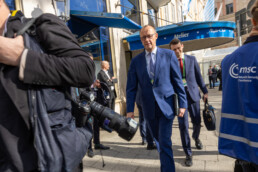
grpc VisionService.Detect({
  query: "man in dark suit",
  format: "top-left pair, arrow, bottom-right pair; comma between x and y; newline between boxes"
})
169,38 -> 208,167
0,1 -> 95,171
126,25 -> 187,172
208,66 -> 214,88
212,65 -> 218,85
97,61 -> 117,110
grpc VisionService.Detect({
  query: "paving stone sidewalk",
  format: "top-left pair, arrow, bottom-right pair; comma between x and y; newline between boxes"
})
82,88 -> 235,172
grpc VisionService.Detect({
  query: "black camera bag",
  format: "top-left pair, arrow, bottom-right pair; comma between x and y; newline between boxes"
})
202,100 -> 216,131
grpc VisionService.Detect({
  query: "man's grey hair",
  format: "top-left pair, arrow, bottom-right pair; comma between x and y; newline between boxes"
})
140,25 -> 156,34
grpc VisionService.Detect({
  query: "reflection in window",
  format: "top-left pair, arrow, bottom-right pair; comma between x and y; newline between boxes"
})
6,0 -> 15,10
147,3 -> 157,27
71,0 -> 106,12
71,0 -> 113,74
80,27 -> 113,74
120,0 -> 140,25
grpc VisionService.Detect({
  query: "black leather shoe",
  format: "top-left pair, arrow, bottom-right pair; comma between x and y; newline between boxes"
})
87,149 -> 94,158
147,144 -> 157,150
195,139 -> 203,150
95,144 -> 110,150
185,155 -> 193,167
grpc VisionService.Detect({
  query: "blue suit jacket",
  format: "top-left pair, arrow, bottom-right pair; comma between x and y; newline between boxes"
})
126,48 -> 187,120
184,55 -> 208,102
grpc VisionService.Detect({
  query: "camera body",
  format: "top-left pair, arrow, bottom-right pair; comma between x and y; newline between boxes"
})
74,90 -> 138,141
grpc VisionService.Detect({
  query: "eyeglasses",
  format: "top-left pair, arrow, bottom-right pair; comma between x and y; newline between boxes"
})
140,33 -> 156,40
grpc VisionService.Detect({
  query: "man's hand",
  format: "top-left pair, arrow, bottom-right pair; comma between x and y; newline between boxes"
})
126,112 -> 135,119
203,93 -> 208,103
0,36 -> 24,66
93,79 -> 101,88
178,108 -> 186,118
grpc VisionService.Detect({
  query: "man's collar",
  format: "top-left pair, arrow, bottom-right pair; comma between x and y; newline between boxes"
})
177,53 -> 185,60
145,46 -> 157,55
2,13 -> 10,36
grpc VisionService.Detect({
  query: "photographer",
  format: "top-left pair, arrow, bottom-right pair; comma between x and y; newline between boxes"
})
0,0 -> 95,171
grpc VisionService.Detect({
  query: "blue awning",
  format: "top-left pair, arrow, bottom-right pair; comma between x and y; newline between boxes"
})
124,21 -> 236,52
68,11 -> 142,38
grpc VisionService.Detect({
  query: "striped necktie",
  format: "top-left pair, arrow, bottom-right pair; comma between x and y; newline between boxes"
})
148,53 -> 155,82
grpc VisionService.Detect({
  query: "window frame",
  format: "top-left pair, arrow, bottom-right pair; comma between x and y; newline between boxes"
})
226,3 -> 233,15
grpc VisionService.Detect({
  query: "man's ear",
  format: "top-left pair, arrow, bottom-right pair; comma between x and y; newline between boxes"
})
155,32 -> 158,39
251,18 -> 257,26
251,18 -> 258,30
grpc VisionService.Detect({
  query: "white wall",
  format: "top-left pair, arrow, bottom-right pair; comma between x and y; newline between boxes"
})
107,0 -> 133,114
22,0 -> 55,18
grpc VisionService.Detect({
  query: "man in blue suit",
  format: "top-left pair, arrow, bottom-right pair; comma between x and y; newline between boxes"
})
169,38 -> 208,167
126,25 -> 187,172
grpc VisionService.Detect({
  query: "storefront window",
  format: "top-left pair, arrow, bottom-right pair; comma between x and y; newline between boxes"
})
71,0 -> 114,75
6,0 -> 15,10
71,0 -> 106,12
147,3 -> 157,27
80,27 -> 113,75
120,0 -> 140,25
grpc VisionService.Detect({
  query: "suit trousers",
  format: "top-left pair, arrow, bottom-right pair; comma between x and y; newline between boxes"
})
147,102 -> 175,172
209,76 -> 214,88
178,87 -> 201,156
137,103 -> 154,145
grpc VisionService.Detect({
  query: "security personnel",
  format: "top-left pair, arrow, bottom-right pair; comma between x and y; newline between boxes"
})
219,1 -> 258,171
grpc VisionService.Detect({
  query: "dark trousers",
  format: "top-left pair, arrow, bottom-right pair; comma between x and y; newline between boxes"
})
212,76 -> 216,87
137,103 -> 154,145
148,102 -> 175,172
178,87 -> 201,156
209,76 -> 214,88
218,78 -> 222,91
87,118 -> 93,149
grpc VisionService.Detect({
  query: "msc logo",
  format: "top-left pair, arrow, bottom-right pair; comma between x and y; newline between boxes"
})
229,63 -> 257,78
229,63 -> 239,78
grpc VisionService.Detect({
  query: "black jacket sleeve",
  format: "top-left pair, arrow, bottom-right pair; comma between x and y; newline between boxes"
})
23,13 -> 95,87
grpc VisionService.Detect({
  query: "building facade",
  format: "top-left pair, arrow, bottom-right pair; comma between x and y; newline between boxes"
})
214,0 -> 255,48
7,0 -> 210,115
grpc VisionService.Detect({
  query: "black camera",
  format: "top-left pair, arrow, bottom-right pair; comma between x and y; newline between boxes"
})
73,90 -> 138,141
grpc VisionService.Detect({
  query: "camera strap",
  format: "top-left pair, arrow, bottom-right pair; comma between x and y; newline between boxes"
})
99,150 -> 106,167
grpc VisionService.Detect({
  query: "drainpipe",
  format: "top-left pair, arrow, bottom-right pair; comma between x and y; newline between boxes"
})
237,20 -> 242,46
